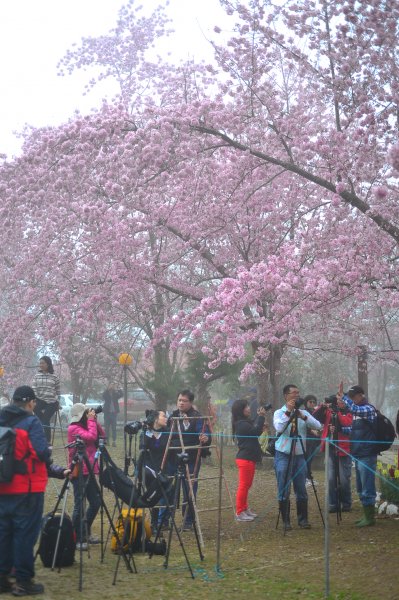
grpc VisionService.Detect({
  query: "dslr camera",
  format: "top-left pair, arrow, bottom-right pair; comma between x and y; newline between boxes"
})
124,410 -> 158,435
176,451 -> 189,466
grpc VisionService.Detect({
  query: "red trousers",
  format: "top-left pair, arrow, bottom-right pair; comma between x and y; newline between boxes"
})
235,458 -> 256,514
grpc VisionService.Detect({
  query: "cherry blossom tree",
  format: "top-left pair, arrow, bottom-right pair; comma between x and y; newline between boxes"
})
1,0 -> 399,406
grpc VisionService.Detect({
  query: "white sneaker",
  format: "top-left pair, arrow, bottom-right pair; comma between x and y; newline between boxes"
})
236,511 -> 254,522
245,508 -> 258,518
76,542 -> 88,551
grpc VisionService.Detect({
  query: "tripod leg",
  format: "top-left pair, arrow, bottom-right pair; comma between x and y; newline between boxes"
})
163,472 -> 195,578
51,480 -> 71,571
180,476 -> 204,561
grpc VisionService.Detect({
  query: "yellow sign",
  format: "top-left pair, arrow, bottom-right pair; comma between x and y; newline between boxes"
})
118,353 -> 132,366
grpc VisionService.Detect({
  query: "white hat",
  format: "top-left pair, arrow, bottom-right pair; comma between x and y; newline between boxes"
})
70,403 -> 86,423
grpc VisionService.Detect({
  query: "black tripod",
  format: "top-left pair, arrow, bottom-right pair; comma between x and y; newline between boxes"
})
329,410 -> 343,523
65,437 -> 133,590
276,409 -> 324,533
151,452 -> 204,577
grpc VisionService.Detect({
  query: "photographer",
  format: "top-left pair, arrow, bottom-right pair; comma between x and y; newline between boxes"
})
136,410 -> 171,532
313,396 -> 353,513
67,403 -> 105,550
0,386 -> 51,596
273,384 -> 322,530
338,385 -> 378,527
170,389 -> 211,531
231,399 -> 267,522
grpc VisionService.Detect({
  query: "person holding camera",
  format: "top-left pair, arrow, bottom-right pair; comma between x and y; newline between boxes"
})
170,389 -> 211,531
273,384 -> 323,530
0,386 -> 51,596
313,396 -> 353,513
337,384 -> 378,527
231,399 -> 267,522
136,410 -> 171,532
67,403 -> 105,550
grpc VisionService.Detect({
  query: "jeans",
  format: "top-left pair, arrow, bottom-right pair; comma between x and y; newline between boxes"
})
274,450 -> 307,502
104,413 -> 117,443
0,493 -> 44,582
72,475 -> 101,542
235,459 -> 256,514
35,399 -> 59,442
328,454 -> 352,509
354,454 -> 377,507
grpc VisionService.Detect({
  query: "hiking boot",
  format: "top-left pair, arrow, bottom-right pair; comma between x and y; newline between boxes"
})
279,500 -> 292,531
0,575 -> 12,594
356,505 -> 375,527
296,500 -> 311,529
235,511 -> 254,522
12,580 -> 44,596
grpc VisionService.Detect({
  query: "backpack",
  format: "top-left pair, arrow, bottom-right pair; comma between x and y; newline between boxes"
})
369,407 -> 396,455
111,508 -> 152,554
0,425 -> 27,483
38,511 -> 76,568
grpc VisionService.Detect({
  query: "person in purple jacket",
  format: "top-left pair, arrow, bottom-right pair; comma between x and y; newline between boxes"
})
67,403 -> 105,550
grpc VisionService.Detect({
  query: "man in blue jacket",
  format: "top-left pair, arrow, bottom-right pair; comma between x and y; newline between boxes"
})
338,385 -> 377,527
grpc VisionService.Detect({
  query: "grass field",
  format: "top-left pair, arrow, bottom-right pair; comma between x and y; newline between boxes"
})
32,435 -> 399,600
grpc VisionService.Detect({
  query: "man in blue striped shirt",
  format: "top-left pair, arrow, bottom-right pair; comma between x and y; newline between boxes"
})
338,385 -> 377,527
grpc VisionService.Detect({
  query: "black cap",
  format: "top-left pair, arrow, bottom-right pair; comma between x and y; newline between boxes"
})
347,385 -> 364,397
13,385 -> 36,402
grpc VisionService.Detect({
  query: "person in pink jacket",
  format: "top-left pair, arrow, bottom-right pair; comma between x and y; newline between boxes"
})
67,403 -> 105,550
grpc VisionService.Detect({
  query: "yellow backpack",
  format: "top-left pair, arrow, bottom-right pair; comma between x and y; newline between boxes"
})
111,508 -> 152,554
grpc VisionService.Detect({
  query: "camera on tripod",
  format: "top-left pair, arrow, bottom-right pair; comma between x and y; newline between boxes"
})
65,435 -> 86,449
176,452 -> 189,466
124,410 -> 158,435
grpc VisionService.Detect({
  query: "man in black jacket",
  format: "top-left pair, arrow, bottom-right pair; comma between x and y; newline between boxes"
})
170,389 -> 211,530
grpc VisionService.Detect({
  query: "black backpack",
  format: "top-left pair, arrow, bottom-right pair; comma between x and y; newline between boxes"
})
38,511 -> 76,568
0,424 -> 28,483
369,407 -> 396,455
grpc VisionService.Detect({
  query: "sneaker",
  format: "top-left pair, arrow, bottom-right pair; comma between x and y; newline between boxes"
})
76,542 -> 88,551
0,575 -> 12,594
88,535 -> 101,544
12,580 -> 44,596
112,441 -> 116,447
235,511 -> 254,522
245,508 -> 258,518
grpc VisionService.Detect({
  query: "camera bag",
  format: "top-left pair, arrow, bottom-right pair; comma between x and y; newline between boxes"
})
111,508 -> 152,554
38,511 -> 76,568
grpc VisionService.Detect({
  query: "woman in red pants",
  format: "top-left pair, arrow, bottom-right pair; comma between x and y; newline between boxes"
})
231,399 -> 267,521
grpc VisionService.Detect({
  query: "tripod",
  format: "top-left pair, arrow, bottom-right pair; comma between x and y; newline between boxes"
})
152,453 -> 204,577
66,437 -> 133,590
276,409 -> 324,533
329,410 -> 342,523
